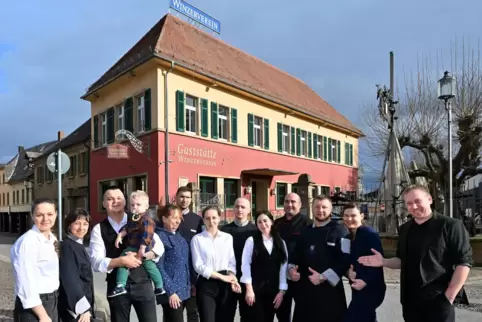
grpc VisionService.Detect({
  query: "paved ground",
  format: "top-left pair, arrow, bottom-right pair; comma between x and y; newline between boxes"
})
1,232 -> 481,321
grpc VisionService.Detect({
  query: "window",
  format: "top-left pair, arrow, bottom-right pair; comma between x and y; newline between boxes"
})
276,183 -> 287,208
101,113 -> 107,146
300,131 -> 307,156
68,155 -> 77,177
134,175 -> 147,192
200,177 -> 217,204
21,190 -> 25,204
185,95 -> 197,133
224,179 -> 239,208
316,135 -> 322,159
117,105 -> 124,131
282,125 -> 290,153
254,116 -> 262,147
320,186 -> 330,196
218,106 -> 229,140
137,96 -> 145,133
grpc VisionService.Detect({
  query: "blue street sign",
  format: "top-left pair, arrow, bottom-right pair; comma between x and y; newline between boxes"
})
169,0 -> 221,34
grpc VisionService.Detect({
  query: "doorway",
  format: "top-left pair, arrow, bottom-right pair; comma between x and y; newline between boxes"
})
250,179 -> 269,215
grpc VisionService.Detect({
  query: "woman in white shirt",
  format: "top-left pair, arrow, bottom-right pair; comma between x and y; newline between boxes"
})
10,198 -> 59,322
241,211 -> 288,322
190,205 -> 241,322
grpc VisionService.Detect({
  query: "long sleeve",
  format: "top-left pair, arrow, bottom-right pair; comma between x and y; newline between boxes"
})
88,224 -> 113,274
354,230 -> 385,286
59,242 -> 91,316
227,235 -> 237,275
151,233 -> 164,263
11,240 -> 42,309
191,236 -> 213,279
240,237 -> 254,284
448,219 -> 473,267
322,225 -> 351,287
279,240 -> 288,290
158,248 -> 180,297
141,217 -> 156,246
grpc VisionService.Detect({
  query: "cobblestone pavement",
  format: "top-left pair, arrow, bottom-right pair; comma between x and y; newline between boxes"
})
0,260 -> 14,321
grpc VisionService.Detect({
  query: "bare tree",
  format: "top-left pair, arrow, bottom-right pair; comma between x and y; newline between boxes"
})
363,39 -> 482,216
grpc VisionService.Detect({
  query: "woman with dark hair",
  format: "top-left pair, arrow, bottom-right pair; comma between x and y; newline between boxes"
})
10,198 -> 59,322
154,204 -> 191,322
190,205 -> 241,322
240,211 -> 288,322
58,208 -> 95,322
342,202 -> 386,322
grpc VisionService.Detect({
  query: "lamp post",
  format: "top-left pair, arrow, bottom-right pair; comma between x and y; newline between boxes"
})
437,71 -> 457,217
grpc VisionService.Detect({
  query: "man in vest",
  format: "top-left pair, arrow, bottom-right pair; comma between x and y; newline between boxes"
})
89,186 -> 164,322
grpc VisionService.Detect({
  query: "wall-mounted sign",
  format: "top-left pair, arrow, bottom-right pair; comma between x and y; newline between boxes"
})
169,0 -> 221,34
177,144 -> 217,166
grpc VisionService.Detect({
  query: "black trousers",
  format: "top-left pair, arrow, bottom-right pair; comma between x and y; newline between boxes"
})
184,296 -> 199,322
107,281 -> 157,322
244,290 -> 279,322
162,302 -> 185,322
14,291 -> 58,322
225,285 -> 249,322
196,276 -> 232,322
275,281 -> 295,322
402,293 -> 455,322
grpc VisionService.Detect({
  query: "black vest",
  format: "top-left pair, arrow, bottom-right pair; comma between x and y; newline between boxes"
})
251,234 -> 284,294
99,218 -> 150,292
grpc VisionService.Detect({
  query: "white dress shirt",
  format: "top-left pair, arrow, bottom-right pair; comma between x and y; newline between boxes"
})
190,230 -> 236,279
240,236 -> 288,290
10,225 -> 59,309
89,213 -> 164,273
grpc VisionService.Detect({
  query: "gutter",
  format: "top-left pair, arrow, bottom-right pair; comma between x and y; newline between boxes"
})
164,61 -> 175,204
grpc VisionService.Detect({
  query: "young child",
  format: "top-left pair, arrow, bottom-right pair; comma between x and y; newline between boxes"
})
108,190 -> 165,298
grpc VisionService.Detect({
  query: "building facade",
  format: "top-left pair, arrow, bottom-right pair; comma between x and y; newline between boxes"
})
83,14 -> 363,223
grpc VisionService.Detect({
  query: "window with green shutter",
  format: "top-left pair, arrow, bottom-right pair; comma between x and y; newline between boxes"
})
328,138 -> 332,161
345,142 -> 349,165
308,132 -> 312,158
176,90 -> 185,132
201,99 -> 208,137
313,134 -> 318,159
211,103 -> 218,139
93,115 -> 99,148
349,144 -> 353,166
144,88 -> 151,131
337,140 -> 341,163
296,128 -> 301,156
290,127 -> 295,154
124,97 -> 134,133
323,136 -> 327,161
106,108 -> 115,144
263,119 -> 269,150
231,108 -> 238,143
247,113 -> 254,146
277,123 -> 283,152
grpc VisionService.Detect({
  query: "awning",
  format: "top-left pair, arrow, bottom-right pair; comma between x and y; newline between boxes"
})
241,168 -> 298,176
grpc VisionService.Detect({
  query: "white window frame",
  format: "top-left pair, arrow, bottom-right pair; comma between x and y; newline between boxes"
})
254,116 -> 262,147
218,106 -> 229,140
300,131 -> 306,156
185,95 -> 197,134
117,105 -> 124,131
137,96 -> 145,133
282,125 -> 290,153
101,113 -> 107,146
317,135 -> 322,159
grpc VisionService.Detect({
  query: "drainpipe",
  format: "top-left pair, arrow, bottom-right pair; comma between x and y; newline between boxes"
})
164,61 -> 175,204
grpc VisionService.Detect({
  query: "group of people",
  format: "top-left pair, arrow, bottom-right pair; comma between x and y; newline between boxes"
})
9,183 -> 473,322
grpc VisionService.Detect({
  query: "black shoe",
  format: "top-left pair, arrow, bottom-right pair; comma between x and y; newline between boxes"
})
107,286 -> 127,298
154,287 -> 166,295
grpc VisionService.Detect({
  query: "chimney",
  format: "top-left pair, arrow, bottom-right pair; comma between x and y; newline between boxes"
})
58,131 -> 64,141
18,145 -> 24,153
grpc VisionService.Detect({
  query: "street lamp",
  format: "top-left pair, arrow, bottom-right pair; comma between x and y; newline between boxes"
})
438,71 -> 457,217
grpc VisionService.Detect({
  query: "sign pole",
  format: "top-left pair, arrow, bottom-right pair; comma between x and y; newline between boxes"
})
57,149 -> 63,241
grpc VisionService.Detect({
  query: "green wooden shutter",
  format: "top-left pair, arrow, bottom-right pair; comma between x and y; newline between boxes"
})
211,102 -> 218,139
313,134 -> 318,159
231,108 -> 238,143
277,123 -> 283,152
264,119 -> 269,150
106,107 -> 115,144
328,138 -> 332,161
349,144 -> 353,166
124,97 -> 134,133
290,127 -> 295,154
344,142 -> 348,164
93,115 -> 99,148
247,113 -> 254,147
201,99 -> 208,137
296,128 -> 301,156
323,136 -> 327,161
176,90 -> 185,132
308,132 -> 312,158
144,88 -> 151,131
337,140 -> 341,163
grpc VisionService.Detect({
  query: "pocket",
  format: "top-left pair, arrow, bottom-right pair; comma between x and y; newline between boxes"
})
439,293 -> 453,306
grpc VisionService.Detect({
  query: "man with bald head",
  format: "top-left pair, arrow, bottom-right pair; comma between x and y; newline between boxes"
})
222,197 -> 257,322
274,192 -> 313,322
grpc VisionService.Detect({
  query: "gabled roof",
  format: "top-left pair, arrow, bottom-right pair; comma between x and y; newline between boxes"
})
84,14 -> 363,137
39,119 -> 91,159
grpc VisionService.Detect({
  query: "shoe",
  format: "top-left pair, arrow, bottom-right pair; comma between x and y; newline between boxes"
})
107,286 -> 127,298
154,287 -> 166,295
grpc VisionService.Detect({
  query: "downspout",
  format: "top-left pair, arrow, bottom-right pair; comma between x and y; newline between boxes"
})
164,61 -> 175,204
83,137 -> 91,212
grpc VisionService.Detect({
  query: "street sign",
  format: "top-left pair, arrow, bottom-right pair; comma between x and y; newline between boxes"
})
169,0 -> 221,34
46,151 -> 71,174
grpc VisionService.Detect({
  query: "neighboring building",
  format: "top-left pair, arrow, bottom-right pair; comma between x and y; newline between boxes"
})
82,14 -> 364,223
0,163 -> 13,231
0,141 -> 57,234
32,120 -> 91,221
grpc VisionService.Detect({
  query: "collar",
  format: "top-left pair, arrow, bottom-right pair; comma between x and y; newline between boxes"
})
108,213 -> 128,226
202,229 -> 224,239
313,219 -> 331,228
233,219 -> 249,227
67,233 -> 84,244
182,208 -> 190,215
31,225 -> 56,242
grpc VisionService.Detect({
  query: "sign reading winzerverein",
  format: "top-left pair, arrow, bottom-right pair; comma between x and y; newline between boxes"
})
169,0 -> 221,34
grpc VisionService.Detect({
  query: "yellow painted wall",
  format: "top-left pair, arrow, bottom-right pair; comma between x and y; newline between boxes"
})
159,68 -> 358,167
9,181 -> 31,213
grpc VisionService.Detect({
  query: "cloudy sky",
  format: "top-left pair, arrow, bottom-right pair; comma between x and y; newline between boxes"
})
0,0 -> 480,184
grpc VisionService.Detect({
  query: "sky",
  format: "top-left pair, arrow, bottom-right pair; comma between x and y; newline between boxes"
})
0,0 -> 481,187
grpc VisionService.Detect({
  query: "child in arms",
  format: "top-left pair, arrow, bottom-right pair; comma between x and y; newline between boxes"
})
108,190 -> 165,298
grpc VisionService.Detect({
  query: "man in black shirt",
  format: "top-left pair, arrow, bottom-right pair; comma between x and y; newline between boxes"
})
358,184 -> 473,322
175,186 -> 203,322
274,192 -> 312,322
221,197 -> 257,322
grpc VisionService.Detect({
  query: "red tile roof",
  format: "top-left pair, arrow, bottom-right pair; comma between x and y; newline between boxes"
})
84,14 -> 363,136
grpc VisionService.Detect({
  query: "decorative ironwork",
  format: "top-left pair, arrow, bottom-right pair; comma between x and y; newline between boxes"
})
115,129 -> 144,153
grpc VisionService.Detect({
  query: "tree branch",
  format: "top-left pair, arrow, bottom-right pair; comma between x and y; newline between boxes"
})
408,168 -> 431,178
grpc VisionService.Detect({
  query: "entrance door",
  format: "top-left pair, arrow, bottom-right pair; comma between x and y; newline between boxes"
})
250,180 -> 269,215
